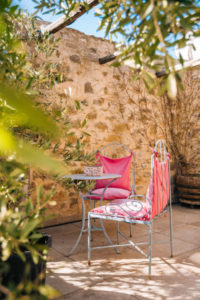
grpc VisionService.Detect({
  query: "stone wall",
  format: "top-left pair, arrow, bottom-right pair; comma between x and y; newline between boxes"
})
31,24 -> 199,226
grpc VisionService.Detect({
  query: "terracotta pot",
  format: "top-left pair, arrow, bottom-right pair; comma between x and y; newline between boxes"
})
176,174 -> 200,206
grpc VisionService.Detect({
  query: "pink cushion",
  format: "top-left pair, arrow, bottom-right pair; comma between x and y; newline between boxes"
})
90,198 -> 151,221
95,154 -> 132,191
85,187 -> 131,201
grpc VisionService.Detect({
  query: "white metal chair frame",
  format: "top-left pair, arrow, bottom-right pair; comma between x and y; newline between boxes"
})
85,142 -> 136,241
88,140 -> 173,279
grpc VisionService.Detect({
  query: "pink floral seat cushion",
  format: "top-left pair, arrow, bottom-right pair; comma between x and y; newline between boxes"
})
85,187 -> 131,201
90,198 -> 151,221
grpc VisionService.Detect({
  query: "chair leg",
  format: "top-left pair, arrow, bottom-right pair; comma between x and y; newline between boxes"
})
117,221 -> 119,244
88,213 -> 91,266
129,223 -> 132,237
169,203 -> 173,258
148,223 -> 153,279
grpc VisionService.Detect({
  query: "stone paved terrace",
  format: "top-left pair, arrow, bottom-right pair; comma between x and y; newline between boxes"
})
44,204 -> 200,300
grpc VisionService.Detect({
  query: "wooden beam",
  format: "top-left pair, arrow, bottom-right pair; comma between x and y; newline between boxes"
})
156,59 -> 200,77
174,58 -> 200,71
40,0 -> 99,35
155,69 -> 166,77
99,54 -> 116,64
99,49 -> 122,64
99,51 -> 200,77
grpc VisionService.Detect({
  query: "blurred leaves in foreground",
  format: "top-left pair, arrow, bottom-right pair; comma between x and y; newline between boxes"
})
0,1 -> 69,299
0,83 -> 68,176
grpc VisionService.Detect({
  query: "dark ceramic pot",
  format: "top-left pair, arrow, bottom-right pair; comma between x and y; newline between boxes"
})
0,233 -> 52,298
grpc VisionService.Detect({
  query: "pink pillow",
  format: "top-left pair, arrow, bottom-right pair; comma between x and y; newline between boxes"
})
86,187 -> 131,200
95,154 -> 132,191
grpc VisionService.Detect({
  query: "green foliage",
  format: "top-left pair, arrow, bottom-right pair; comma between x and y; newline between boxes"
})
0,84 -> 68,176
3,282 -> 60,300
15,13 -> 64,91
0,2 -> 70,298
0,2 -> 96,297
35,0 -> 200,98
0,186 -> 54,262
0,187 -> 60,299
97,0 -> 200,97
0,2 -> 69,175
0,1 -> 25,85
0,159 -> 26,208
0,84 -> 59,138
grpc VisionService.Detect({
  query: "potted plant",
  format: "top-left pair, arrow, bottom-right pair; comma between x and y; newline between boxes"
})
160,71 -> 200,206
0,180 -> 56,299
176,175 -> 200,206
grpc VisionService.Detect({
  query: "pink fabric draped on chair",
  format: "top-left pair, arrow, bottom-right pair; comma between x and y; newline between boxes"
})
148,156 -> 170,218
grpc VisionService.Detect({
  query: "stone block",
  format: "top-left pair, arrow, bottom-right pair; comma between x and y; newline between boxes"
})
84,82 -> 93,93
87,112 -> 97,120
93,98 -> 104,105
69,54 -> 81,64
95,122 -> 108,131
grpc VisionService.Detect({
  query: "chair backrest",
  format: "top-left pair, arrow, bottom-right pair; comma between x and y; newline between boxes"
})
95,143 -> 135,194
146,140 -> 171,218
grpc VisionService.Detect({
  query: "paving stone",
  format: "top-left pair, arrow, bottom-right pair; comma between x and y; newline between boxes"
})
46,206 -> 200,300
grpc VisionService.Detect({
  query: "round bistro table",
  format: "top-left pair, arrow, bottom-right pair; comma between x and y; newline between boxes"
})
63,173 -> 121,256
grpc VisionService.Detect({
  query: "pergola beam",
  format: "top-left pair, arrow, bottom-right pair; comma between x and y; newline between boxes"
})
40,0 -> 99,35
156,58 -> 200,77
99,52 -> 200,76
98,48 -> 123,64
99,53 -> 117,64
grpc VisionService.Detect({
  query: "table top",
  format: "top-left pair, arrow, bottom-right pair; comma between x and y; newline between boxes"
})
63,173 -> 121,181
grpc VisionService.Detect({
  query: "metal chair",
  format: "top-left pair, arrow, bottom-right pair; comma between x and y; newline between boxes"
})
84,142 -> 136,239
66,143 -> 135,256
88,140 -> 173,278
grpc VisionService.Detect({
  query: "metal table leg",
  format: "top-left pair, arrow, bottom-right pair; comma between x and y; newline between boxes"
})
66,194 -> 86,256
66,176 -> 120,256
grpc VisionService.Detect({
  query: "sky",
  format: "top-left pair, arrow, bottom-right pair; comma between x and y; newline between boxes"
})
15,0 -> 107,39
